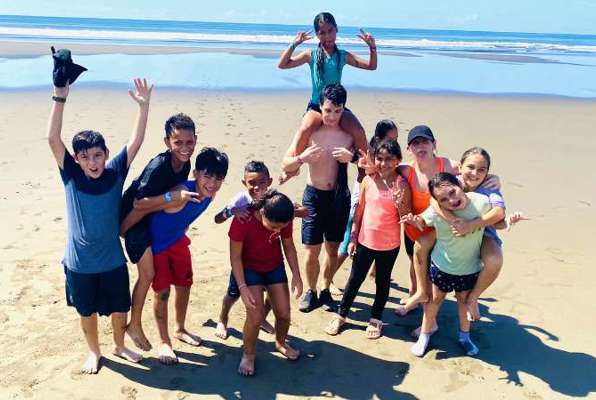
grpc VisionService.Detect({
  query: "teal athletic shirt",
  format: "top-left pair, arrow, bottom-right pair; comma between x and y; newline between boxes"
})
308,47 -> 347,105
60,147 -> 128,273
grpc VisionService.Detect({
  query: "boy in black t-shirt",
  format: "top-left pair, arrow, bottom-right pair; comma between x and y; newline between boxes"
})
120,113 -> 200,351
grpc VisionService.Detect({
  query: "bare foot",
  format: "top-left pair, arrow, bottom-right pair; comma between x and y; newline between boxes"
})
275,341 -> 300,360
328,283 -> 343,296
215,321 -> 229,340
126,324 -> 152,351
238,353 -> 256,376
81,352 -> 101,374
260,320 -> 275,334
411,323 -> 439,339
113,347 -> 143,363
400,290 -> 416,305
394,292 -> 428,316
158,343 -> 178,365
175,329 -> 202,346
466,296 -> 481,321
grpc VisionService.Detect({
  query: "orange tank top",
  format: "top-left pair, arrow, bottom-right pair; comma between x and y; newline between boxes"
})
404,157 -> 445,241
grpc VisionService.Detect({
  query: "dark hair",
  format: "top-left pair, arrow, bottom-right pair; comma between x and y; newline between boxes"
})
373,139 -> 402,160
428,172 -> 462,199
194,147 -> 228,180
244,160 -> 270,177
252,189 -> 294,224
72,130 -> 107,154
320,84 -> 347,107
460,147 -> 491,170
370,119 -> 398,148
313,12 -> 340,89
165,113 -> 196,138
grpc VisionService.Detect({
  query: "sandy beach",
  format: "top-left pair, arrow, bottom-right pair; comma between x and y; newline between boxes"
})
0,83 -> 595,399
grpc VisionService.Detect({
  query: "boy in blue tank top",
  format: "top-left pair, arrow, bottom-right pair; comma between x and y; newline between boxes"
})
48,78 -> 153,374
145,147 -> 228,365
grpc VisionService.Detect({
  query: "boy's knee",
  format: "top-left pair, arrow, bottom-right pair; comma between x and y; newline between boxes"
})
156,288 -> 170,302
246,308 -> 265,326
305,247 -> 321,262
414,240 -> 432,254
483,254 -> 503,271
276,314 -> 290,325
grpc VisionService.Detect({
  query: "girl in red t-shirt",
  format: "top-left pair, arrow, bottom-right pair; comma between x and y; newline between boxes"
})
228,190 -> 303,376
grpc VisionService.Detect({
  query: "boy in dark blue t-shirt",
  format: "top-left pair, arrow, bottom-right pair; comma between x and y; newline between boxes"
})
48,78 -> 153,374
119,113 -> 200,352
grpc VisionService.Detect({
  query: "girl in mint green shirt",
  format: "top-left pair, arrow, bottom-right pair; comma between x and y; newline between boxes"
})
401,172 -> 491,358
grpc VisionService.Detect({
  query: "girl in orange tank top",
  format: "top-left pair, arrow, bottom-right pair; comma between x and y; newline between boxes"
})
404,157 -> 445,241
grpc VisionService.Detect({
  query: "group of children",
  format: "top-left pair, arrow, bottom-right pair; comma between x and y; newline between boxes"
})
50,11 -> 526,377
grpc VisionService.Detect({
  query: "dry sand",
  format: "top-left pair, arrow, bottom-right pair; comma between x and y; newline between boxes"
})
0,87 -> 595,399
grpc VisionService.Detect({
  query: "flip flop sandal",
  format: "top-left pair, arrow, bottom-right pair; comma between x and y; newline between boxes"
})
325,316 -> 345,336
366,318 -> 383,339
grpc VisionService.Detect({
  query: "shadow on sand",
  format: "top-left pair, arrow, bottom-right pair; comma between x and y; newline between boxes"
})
102,334 -> 416,399
387,294 -> 596,397
101,281 -> 595,399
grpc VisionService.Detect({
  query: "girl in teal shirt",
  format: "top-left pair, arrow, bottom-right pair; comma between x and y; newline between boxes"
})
278,12 -> 377,178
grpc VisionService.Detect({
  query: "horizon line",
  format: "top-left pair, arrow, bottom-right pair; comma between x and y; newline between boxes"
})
2,13 -> 595,38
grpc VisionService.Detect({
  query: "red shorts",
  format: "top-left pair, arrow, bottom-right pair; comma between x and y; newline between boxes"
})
152,235 -> 193,291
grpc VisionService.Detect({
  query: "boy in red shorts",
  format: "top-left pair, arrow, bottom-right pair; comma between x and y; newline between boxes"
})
146,147 -> 228,364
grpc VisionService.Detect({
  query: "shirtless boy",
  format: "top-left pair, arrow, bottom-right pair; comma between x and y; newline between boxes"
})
282,84 -> 354,312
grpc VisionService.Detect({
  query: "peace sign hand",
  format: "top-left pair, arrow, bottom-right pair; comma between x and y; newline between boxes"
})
293,30 -> 313,46
357,29 -> 376,49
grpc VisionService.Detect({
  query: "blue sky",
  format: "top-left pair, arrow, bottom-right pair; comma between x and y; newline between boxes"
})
1,0 -> 595,34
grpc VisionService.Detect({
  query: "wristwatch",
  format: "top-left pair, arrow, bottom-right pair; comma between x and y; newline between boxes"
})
52,96 -> 67,103
164,191 -> 173,203
223,207 -> 234,219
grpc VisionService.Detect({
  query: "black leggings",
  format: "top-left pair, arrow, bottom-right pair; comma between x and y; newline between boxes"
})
338,243 -> 400,320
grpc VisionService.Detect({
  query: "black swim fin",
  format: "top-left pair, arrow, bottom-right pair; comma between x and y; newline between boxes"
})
51,46 -> 87,87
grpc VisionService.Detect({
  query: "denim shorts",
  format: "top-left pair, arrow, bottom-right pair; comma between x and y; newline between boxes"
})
65,264 -> 131,317
429,261 -> 479,293
227,263 -> 288,298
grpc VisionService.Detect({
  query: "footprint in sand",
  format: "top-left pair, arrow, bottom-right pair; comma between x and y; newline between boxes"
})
121,385 -> 138,400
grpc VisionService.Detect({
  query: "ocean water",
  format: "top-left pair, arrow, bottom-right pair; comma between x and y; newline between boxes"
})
1,15 -> 595,97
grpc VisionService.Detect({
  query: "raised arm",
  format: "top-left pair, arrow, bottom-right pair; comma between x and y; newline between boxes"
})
47,83 -> 69,169
126,78 -> 154,167
345,30 -> 377,70
278,31 -> 312,69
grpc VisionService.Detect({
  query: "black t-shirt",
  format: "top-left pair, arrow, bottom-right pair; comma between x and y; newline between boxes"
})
121,150 -> 191,216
